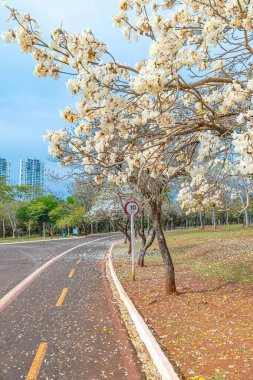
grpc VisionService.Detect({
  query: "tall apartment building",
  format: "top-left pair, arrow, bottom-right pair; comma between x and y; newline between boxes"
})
0,157 -> 11,184
19,158 -> 44,190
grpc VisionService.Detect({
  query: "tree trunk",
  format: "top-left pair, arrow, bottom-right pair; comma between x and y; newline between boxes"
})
28,220 -> 31,237
138,247 -> 145,267
212,208 -> 216,229
147,215 -> 150,235
199,210 -> 204,229
114,220 -> 131,254
127,236 -> 131,254
43,222 -> 46,238
121,229 -> 131,254
138,229 -> 156,267
151,200 -> 177,294
244,206 -> 250,227
47,224 -> 54,237
137,208 -> 146,265
2,220 -> 5,239
134,222 -> 138,238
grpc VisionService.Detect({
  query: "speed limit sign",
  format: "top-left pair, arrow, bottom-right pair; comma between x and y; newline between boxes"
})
124,200 -> 140,282
124,200 -> 140,216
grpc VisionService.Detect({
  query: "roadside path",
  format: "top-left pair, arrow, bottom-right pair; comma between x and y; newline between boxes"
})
0,235 -> 111,298
0,235 -> 143,380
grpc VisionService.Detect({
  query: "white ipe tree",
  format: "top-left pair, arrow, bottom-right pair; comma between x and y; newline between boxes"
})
2,0 -> 253,293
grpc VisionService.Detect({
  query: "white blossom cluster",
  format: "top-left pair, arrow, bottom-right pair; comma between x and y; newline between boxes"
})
233,124 -> 253,175
88,184 -> 139,221
2,0 -> 253,191
178,174 -> 227,214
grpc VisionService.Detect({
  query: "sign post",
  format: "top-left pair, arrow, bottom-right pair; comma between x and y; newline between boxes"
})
124,200 -> 140,281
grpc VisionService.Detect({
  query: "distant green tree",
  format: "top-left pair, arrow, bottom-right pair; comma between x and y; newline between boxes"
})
26,195 -> 60,236
16,205 -> 35,237
0,183 -> 31,237
55,203 -> 86,235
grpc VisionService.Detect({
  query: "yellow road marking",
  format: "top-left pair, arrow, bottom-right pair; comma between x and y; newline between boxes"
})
55,288 -> 68,307
26,342 -> 47,380
76,259 -> 81,264
68,268 -> 75,278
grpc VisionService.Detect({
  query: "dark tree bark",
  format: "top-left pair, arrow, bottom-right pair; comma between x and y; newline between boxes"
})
239,191 -> 250,227
244,204 -> 250,227
47,224 -> 54,237
114,219 -> 131,254
134,221 -> 138,238
226,210 -> 229,225
151,199 -> 177,295
2,220 -> 5,239
138,229 -> 156,267
82,223 -> 89,235
28,220 -> 31,237
212,207 -> 217,229
199,210 -> 204,229
137,208 -> 156,266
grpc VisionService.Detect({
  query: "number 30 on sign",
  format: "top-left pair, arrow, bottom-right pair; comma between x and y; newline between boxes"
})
124,200 -> 140,216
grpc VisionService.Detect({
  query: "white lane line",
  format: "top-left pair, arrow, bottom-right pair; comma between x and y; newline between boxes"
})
0,235 -> 120,313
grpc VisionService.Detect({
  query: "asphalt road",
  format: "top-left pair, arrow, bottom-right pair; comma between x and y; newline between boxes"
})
0,234 -> 143,380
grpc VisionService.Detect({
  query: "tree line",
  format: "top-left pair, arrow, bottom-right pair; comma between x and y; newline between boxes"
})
0,181 -> 106,239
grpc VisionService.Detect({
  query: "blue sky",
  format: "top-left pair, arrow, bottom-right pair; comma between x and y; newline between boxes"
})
0,0 -> 149,196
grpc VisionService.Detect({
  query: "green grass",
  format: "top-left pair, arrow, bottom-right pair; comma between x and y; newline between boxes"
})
136,226 -> 253,285
194,261 -> 253,284
165,224 -> 253,241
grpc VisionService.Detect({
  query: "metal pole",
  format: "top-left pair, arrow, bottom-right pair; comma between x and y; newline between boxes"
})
131,214 -> 136,281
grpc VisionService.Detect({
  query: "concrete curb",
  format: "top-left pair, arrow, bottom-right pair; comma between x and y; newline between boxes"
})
107,243 -> 180,380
